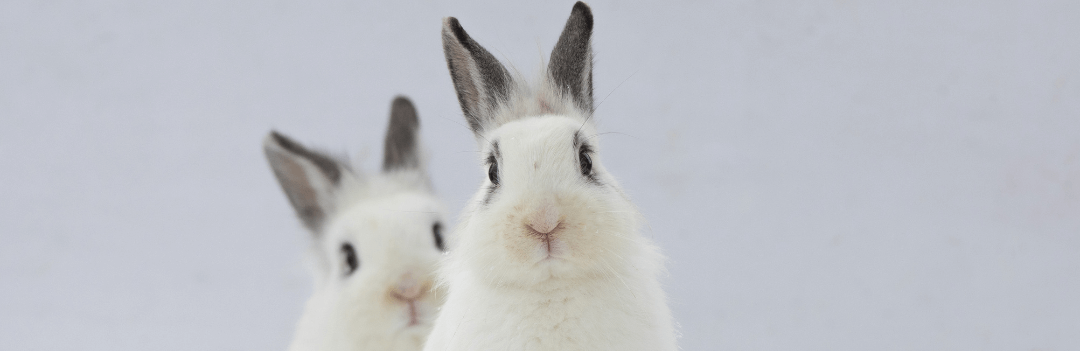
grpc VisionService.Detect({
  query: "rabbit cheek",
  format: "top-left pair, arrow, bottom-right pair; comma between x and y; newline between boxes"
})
554,195 -> 624,272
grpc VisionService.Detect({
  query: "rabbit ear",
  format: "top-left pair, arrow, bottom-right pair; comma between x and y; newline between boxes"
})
264,131 -> 345,234
548,1 -> 594,114
382,96 -> 423,172
442,17 -> 514,136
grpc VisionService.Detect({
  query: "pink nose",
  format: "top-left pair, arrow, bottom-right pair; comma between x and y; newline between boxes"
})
526,200 -> 561,234
393,275 -> 423,301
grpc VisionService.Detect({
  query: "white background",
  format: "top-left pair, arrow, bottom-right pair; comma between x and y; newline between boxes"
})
2,1 -> 1078,350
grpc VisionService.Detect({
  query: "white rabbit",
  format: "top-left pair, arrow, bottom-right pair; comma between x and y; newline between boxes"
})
423,2 -> 677,350
264,96 -> 447,351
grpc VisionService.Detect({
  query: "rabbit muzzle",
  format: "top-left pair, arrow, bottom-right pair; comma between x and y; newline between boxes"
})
391,274 -> 429,326
392,275 -> 424,300
525,199 -> 563,256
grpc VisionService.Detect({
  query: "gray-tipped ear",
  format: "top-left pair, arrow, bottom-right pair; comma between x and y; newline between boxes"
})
548,1 -> 594,114
263,131 -> 344,234
382,96 -> 422,172
442,17 -> 513,136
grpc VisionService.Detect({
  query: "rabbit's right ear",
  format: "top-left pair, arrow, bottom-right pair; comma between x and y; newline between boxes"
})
264,131 -> 344,234
442,17 -> 513,137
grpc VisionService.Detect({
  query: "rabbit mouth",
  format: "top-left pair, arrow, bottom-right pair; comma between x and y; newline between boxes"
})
405,300 -> 420,327
390,292 -> 425,328
393,299 -> 424,328
525,224 -> 563,258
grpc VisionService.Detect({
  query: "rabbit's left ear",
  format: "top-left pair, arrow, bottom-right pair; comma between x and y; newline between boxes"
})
382,96 -> 423,172
442,17 -> 514,137
548,1 -> 595,114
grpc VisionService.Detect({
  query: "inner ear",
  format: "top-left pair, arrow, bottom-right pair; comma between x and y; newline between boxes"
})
263,131 -> 347,234
548,1 -> 595,113
442,17 -> 515,136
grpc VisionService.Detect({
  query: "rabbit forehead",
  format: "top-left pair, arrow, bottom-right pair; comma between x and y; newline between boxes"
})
476,117 -> 598,205
325,191 -> 444,260
486,115 -> 594,154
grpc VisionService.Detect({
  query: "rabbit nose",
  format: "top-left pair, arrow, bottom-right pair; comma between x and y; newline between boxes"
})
393,275 -> 423,301
526,200 -> 561,234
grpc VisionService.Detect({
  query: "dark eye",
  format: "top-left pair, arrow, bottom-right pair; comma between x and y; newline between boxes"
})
340,243 -> 358,276
432,222 -> 445,251
487,155 -> 500,186
578,147 -> 593,176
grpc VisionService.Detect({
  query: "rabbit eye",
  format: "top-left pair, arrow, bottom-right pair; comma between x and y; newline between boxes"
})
578,147 -> 593,176
340,242 -> 359,276
487,154 -> 500,186
432,222 -> 445,251
482,142 -> 502,205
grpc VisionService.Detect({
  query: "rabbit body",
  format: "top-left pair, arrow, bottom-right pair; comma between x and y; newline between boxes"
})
424,3 -> 677,350
265,97 -> 447,351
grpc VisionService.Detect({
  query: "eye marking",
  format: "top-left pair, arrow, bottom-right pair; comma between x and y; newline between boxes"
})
340,242 -> 359,276
574,132 -> 601,185
579,144 -> 593,175
433,222 -> 446,251
483,141 -> 501,205
487,153 -> 499,186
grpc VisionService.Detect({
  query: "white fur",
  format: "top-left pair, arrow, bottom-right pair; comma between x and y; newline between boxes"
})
265,121 -> 447,350
424,118 -> 676,351
287,178 -> 447,351
426,4 -> 677,348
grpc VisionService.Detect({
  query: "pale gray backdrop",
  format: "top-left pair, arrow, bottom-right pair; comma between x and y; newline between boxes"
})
2,1 -> 1078,350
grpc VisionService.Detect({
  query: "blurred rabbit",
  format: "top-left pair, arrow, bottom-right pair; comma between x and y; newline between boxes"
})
264,96 -> 447,351
423,3 -> 677,351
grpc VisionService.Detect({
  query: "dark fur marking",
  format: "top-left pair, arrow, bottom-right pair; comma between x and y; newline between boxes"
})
549,2 -> 595,114
482,184 -> 498,206
432,222 -> 446,251
265,131 -> 346,233
443,17 -> 513,134
482,141 -> 501,205
382,96 -> 422,172
341,242 -> 359,276
574,131 -> 601,185
270,131 -> 342,184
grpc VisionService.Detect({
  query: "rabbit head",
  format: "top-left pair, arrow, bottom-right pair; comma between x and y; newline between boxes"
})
264,97 -> 447,351
441,2 -> 647,287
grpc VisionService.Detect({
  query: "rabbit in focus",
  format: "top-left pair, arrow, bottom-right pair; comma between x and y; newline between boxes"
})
423,3 -> 677,350
264,97 -> 447,351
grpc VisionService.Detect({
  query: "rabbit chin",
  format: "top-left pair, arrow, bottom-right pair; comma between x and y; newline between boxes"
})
288,290 -> 438,351
388,298 -> 435,330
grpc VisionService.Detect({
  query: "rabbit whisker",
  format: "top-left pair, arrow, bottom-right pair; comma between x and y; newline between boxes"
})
578,70 -> 638,134
598,249 -> 636,299
586,131 -> 641,142
377,210 -> 440,214
594,70 -> 638,113
437,111 -> 497,148
437,112 -> 475,133
602,232 -> 638,243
